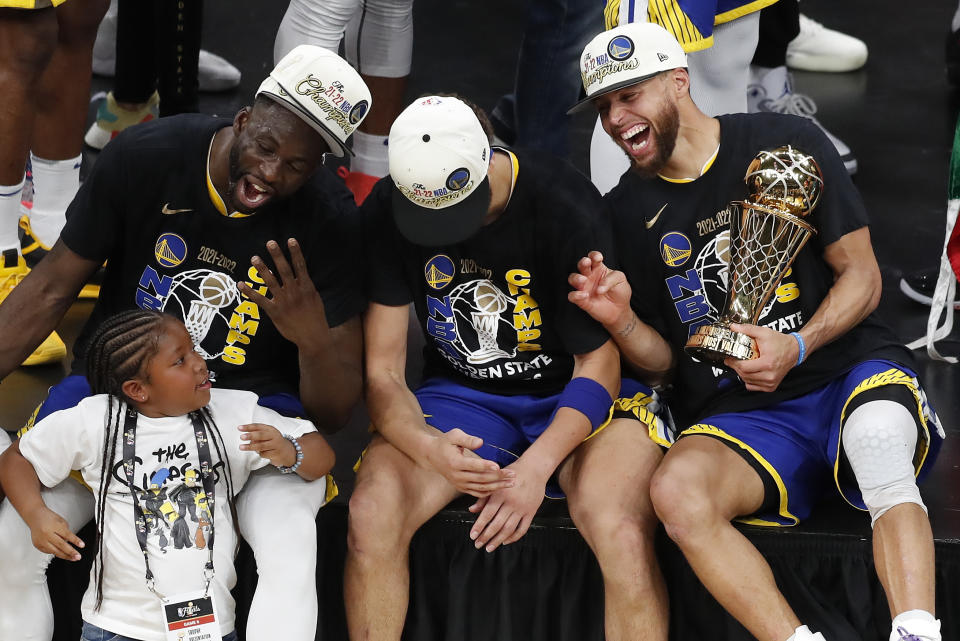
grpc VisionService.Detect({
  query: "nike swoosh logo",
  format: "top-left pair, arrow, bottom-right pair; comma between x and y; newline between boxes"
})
162,203 -> 193,215
645,203 -> 668,229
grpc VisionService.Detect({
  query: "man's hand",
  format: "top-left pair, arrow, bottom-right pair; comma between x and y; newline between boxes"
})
424,429 -> 515,497
724,323 -> 801,392
25,506 -> 84,561
239,423 -> 296,467
467,461 -> 547,552
237,238 -> 325,347
567,251 -> 633,328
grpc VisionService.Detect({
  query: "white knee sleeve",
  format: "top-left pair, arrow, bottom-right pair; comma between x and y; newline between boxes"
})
842,400 -> 925,526
344,0 -> 414,77
274,0 -> 361,63
237,467 -> 332,641
687,12 -> 760,116
0,478 -> 94,641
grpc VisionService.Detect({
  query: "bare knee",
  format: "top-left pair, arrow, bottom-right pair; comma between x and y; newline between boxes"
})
0,11 -> 58,77
649,466 -> 716,545
55,0 -> 111,47
347,478 -> 414,561
570,498 -> 659,559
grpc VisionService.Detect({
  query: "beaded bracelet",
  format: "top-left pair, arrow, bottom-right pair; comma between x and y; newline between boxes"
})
275,434 -> 303,474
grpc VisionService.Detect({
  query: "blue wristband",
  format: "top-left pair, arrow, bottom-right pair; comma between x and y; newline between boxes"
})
790,332 -> 806,366
556,377 -> 614,429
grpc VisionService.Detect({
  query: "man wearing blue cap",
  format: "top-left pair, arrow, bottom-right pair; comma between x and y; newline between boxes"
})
570,21 -> 944,641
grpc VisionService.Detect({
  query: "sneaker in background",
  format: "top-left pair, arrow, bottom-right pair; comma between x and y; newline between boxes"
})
18,215 -> 49,269
747,65 -> 858,174
0,249 -> 67,366
899,267 -> 960,310
787,15 -> 868,73
892,618 -> 942,641
84,91 -> 160,150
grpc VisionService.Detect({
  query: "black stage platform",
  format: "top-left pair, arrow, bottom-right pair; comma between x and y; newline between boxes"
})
2,0 -> 960,639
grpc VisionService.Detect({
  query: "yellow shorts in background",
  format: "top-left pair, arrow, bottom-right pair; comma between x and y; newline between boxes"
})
0,0 -> 69,8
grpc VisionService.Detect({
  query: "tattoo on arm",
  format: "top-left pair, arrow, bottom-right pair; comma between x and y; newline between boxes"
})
617,314 -> 637,338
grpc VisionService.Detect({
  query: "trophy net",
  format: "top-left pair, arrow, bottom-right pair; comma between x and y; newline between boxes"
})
725,201 -> 815,325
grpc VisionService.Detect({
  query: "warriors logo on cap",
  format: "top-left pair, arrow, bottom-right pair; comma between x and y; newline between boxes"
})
569,23 -> 687,114
388,96 -> 492,247
607,35 -> 634,61
446,168 -> 471,192
349,101 -> 369,125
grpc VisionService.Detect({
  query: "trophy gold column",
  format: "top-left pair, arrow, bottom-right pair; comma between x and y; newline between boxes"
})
685,146 -> 824,362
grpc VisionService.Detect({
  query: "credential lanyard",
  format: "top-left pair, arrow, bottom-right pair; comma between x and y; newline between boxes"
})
122,407 -> 217,601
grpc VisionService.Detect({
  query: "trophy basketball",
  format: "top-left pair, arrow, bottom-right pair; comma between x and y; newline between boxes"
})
685,145 -> 823,362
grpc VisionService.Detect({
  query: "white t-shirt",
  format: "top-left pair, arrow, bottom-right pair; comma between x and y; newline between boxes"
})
19,388 -> 317,641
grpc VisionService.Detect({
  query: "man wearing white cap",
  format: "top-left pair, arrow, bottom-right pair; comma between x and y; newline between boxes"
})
346,94 -> 674,640
569,22 -> 944,641
0,46 -> 370,641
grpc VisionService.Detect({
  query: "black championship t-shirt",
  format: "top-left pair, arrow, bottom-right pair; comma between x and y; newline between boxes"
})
363,148 -> 611,396
62,114 -> 365,398
605,113 -> 914,427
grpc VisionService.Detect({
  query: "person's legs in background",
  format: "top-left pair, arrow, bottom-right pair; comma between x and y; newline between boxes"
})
340,0 -> 413,203
28,0 -> 109,251
0,2 -> 108,366
491,0 -> 602,158
0,8 -> 56,273
747,0 -> 858,174
84,0 -> 160,151
274,0 -> 413,205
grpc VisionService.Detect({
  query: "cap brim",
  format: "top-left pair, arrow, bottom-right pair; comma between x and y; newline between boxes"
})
391,176 -> 491,247
566,71 -> 662,115
262,85 -> 355,158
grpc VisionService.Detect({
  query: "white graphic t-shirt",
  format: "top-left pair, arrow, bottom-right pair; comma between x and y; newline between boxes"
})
19,388 -> 316,641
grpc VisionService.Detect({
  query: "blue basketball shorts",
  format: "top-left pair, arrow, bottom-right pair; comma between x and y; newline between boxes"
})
682,360 -> 944,527
412,376 -> 671,498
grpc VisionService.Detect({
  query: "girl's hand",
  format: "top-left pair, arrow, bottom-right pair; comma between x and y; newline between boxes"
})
239,423 -> 296,467
26,506 -> 84,561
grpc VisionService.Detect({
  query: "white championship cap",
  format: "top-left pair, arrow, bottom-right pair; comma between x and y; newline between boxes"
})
569,22 -> 687,114
388,96 -> 491,246
257,45 -> 372,157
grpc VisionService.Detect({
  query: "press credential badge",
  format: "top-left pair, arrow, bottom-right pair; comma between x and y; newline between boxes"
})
163,590 -> 219,641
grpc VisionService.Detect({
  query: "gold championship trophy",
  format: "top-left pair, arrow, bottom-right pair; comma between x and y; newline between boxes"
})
685,145 -> 824,362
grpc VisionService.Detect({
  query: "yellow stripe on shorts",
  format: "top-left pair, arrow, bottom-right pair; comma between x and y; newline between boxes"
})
681,423 -> 799,527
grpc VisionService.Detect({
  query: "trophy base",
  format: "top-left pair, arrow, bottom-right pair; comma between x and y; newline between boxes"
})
685,324 -> 758,362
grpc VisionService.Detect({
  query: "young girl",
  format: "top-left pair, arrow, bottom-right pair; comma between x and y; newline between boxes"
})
0,310 -> 335,641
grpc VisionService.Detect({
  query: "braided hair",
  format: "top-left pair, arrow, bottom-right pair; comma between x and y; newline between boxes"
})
84,310 -> 239,608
